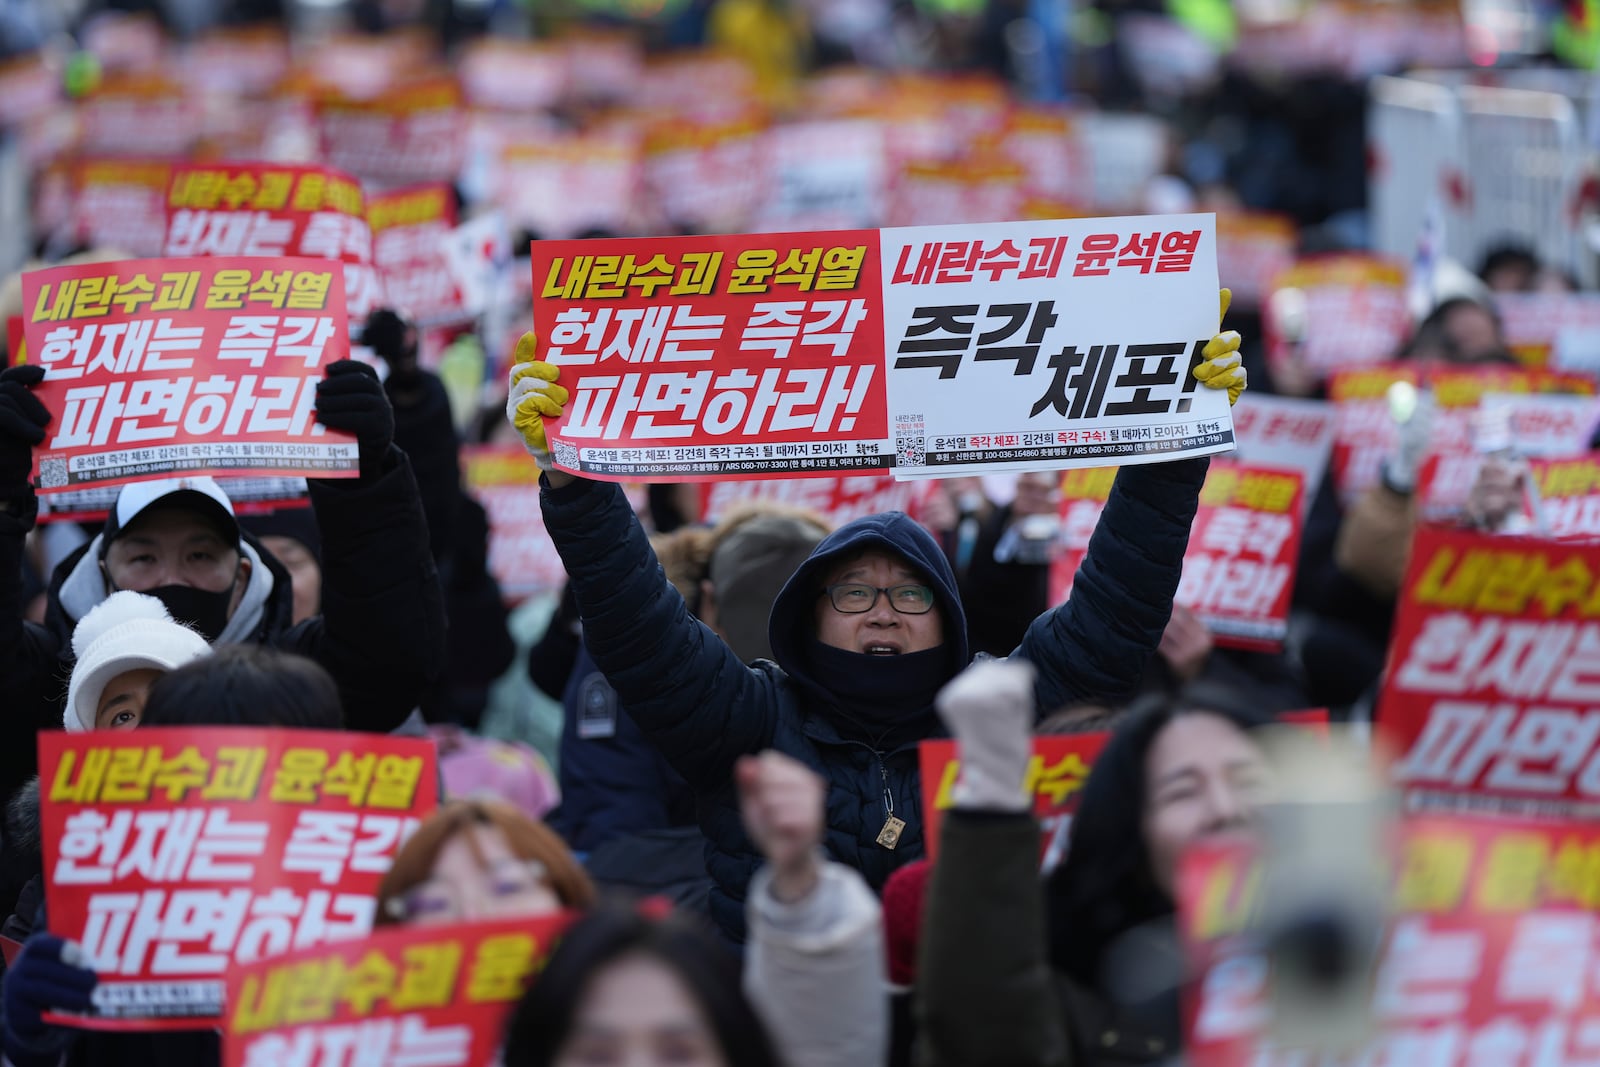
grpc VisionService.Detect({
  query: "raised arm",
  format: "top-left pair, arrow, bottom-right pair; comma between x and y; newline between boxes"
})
1018,288 -> 1245,713
509,333 -> 781,787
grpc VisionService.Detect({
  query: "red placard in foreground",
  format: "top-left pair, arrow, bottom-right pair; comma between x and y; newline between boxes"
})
224,913 -> 572,1067
22,255 -> 356,493
39,728 -> 438,1029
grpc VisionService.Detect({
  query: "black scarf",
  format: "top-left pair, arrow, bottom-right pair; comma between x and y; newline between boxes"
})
801,638 -> 949,751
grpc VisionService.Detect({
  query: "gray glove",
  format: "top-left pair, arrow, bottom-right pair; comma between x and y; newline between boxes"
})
935,660 -> 1036,813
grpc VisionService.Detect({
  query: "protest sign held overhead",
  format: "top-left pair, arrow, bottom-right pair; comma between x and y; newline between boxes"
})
1050,461 -> 1305,651
1379,526 -> 1600,820
462,444 -> 570,603
164,163 -> 382,321
529,214 -> 1232,482
23,255 -> 358,493
39,727 -> 439,1028
224,912 -> 572,1067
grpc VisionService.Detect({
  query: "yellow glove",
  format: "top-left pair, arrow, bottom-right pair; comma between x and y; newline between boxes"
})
505,332 -> 569,472
1192,288 -> 1247,406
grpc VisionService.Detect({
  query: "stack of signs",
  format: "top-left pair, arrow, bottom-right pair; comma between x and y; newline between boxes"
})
1264,254 -> 1410,383
224,913 -> 572,1067
462,445 -> 568,603
527,214 -> 1233,483
1181,817 -> 1600,1066
39,727 -> 437,1027
22,256 -> 358,492
1050,461 -> 1305,651
164,163 -> 382,322
1379,527 -> 1600,820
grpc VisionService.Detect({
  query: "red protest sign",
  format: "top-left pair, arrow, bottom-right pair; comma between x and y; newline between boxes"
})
73,158 -> 173,258
1531,456 -> 1600,540
315,78 -> 468,189
920,734 -> 1107,866
223,912 -> 571,1067
495,130 -> 643,240
922,709 -> 1327,866
1494,291 -> 1600,372
462,444 -> 569,603
369,184 -> 464,327
78,75 -> 203,158
1264,254 -> 1409,382
1379,526 -> 1600,819
1215,213 -> 1296,311
39,727 -> 439,1029
165,163 -> 381,321
1228,393 -> 1335,510
23,255 -> 357,493
1181,816 -> 1600,1067
698,474 -> 933,527
1049,462 -> 1304,651
531,231 -> 889,481
643,114 -> 769,234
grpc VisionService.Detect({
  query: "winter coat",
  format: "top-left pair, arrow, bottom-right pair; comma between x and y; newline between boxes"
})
916,811 -> 1177,1067
744,860 -> 888,1067
0,446 -> 446,805
540,459 -> 1207,942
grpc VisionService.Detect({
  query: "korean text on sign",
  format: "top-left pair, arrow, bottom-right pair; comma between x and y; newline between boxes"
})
1378,528 -> 1600,821
39,727 -> 439,1029
882,214 -> 1233,479
532,232 -> 891,481
529,215 -> 1233,484
1180,817 -> 1600,1067
224,913 -> 571,1067
1048,461 -> 1304,652
22,256 -> 357,494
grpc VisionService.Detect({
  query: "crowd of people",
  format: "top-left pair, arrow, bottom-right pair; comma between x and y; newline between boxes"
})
0,0 -> 1593,1064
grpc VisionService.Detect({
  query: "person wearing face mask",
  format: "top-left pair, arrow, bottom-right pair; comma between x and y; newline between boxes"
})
504,291 -> 1249,946
0,358 -> 447,808
374,799 -> 596,927
916,660 -> 1271,1067
503,903 -> 783,1067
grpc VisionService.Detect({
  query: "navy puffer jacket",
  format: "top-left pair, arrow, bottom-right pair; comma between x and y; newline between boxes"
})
540,458 -> 1209,943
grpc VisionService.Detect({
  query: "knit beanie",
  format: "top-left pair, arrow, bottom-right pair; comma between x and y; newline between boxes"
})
882,859 -> 933,988
65,591 -> 212,732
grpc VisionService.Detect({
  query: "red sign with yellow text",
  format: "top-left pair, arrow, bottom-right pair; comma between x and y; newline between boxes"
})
165,163 -> 381,320
1379,527 -> 1600,819
314,78 -> 467,189
368,183 -> 463,326
461,444 -> 568,602
1182,816 -> 1600,1066
920,710 -> 1325,866
224,913 -> 572,1067
1531,455 -> 1600,540
698,474 -> 933,527
1049,461 -> 1305,650
531,231 -> 889,481
23,256 -> 356,493
39,728 -> 439,1028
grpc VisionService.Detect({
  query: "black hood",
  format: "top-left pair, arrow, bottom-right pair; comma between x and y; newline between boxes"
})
767,510 -> 968,706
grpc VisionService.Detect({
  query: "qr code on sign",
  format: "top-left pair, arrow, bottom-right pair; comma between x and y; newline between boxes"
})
553,442 -> 579,470
896,436 -> 926,468
38,458 -> 67,489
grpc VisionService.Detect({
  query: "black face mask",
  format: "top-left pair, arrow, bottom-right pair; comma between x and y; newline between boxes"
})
143,584 -> 232,643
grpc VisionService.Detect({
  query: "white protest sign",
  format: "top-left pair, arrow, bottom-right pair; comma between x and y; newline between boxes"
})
880,213 -> 1231,479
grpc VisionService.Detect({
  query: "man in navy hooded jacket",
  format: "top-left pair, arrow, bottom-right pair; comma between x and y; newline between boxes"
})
507,296 -> 1249,943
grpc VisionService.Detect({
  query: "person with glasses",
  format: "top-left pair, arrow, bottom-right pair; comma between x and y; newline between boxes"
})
505,293 -> 1248,947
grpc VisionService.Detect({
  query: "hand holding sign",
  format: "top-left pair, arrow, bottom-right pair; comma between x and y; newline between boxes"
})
0,365 -> 47,505
1193,288 -> 1247,406
3,935 -> 96,1067
506,332 -> 568,479
313,361 -> 393,481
